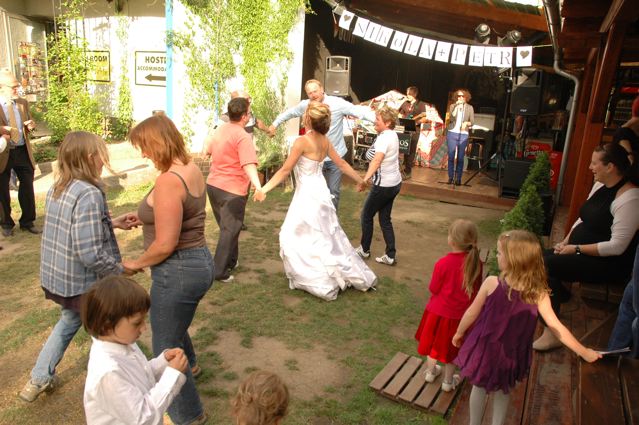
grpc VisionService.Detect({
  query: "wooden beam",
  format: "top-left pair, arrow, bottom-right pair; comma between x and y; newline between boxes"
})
561,49 -> 596,209
565,26 -> 625,229
558,33 -> 602,49
590,23 -> 627,121
600,0 -> 639,32
561,0 -> 612,19
561,18 -> 603,34
350,0 -> 548,32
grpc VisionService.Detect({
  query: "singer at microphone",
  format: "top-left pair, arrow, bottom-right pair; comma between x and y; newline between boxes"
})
446,89 -> 475,186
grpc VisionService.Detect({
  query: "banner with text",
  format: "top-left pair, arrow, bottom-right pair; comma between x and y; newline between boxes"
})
338,9 -> 533,68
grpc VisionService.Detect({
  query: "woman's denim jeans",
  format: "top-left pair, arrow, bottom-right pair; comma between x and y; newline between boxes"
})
31,308 -> 82,385
608,271 -> 639,358
447,131 -> 469,181
360,183 -> 401,258
150,246 -> 214,424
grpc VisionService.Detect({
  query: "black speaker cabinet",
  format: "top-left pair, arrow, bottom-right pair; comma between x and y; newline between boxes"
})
500,159 -> 533,198
510,85 -> 541,116
325,56 -> 351,96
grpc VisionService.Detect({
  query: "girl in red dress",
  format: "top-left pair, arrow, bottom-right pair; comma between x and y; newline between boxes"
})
414,219 -> 482,392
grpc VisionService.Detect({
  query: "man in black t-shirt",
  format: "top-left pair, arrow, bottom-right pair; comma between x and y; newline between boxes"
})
398,86 -> 426,179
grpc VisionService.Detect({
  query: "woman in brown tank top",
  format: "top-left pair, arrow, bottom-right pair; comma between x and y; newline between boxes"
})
123,115 -> 212,425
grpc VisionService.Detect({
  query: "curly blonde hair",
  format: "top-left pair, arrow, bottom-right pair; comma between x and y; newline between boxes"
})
231,371 -> 289,425
498,230 -> 549,304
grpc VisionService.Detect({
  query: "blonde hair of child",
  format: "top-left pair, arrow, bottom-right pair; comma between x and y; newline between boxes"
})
53,131 -> 113,199
498,230 -> 549,304
449,219 -> 481,297
231,371 -> 289,425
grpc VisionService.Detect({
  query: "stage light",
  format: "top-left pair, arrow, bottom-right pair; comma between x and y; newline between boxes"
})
498,30 -> 522,46
474,23 -> 491,45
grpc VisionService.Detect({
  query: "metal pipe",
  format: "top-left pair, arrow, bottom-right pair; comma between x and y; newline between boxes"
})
542,0 -> 580,207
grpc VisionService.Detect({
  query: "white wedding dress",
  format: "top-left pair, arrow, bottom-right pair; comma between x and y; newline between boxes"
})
279,155 -> 377,301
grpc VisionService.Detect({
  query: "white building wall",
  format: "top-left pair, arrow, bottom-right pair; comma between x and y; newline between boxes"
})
0,0 -> 306,152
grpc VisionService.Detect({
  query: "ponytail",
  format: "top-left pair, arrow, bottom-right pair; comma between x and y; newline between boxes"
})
462,245 -> 481,297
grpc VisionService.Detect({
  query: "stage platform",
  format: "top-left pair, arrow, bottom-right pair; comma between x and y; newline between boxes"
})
351,165 -> 516,211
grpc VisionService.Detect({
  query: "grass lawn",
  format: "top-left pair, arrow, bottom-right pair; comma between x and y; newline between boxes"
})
0,182 -> 503,425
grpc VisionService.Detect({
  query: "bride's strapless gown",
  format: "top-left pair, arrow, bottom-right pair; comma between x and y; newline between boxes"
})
279,156 -> 377,301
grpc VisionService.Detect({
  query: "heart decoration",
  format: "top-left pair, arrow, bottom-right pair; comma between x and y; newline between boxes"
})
520,50 -> 530,59
343,14 -> 352,22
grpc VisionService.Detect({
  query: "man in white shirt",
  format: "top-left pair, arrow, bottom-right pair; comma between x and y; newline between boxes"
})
268,79 -> 375,209
0,68 -> 39,237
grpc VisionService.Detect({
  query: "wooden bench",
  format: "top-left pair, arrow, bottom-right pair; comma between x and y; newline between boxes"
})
578,311 -> 639,425
369,352 -> 464,416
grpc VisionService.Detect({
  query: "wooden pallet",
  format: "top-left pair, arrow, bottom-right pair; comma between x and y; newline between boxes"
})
369,352 -> 464,415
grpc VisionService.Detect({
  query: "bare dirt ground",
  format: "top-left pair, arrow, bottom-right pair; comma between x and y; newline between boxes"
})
0,193 -> 503,425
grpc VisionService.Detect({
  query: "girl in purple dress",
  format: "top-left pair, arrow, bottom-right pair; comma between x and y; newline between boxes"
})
452,230 -> 600,425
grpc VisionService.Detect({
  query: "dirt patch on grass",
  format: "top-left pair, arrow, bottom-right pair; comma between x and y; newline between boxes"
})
205,331 -> 346,401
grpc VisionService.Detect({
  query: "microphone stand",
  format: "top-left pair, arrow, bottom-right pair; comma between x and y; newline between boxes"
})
462,64 -> 514,187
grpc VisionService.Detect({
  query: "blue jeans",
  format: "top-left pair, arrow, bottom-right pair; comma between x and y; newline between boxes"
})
31,308 -> 82,385
150,246 -> 214,425
322,159 -> 342,210
608,249 -> 639,358
360,183 -> 401,258
447,131 -> 469,181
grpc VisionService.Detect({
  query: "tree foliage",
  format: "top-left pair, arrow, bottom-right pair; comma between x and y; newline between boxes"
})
44,0 -> 104,143
173,0 -> 309,168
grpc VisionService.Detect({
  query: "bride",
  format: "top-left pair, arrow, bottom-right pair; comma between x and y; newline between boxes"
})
254,102 -> 377,301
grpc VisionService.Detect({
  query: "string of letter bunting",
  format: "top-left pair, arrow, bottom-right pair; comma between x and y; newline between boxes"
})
338,10 -> 534,68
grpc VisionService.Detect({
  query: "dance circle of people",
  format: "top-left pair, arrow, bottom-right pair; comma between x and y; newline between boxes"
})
16,73 -> 639,425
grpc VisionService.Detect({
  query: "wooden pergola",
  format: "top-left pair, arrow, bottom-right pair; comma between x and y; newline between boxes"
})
342,0 -> 639,228
555,0 -> 639,229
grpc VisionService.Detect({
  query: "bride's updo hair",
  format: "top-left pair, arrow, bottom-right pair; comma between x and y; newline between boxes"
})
306,101 -> 331,135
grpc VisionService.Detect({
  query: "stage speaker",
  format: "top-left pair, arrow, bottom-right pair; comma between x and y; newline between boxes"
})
472,113 -> 495,164
500,159 -> 533,198
325,56 -> 351,96
510,85 -> 541,116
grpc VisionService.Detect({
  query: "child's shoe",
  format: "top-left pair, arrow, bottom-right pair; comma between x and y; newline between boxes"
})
424,364 -> 442,383
18,376 -> 61,402
441,374 -> 461,392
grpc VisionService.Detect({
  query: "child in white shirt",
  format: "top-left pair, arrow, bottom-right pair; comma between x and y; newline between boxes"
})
81,275 -> 188,425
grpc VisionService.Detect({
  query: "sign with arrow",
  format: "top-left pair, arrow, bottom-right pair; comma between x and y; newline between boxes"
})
135,51 -> 167,87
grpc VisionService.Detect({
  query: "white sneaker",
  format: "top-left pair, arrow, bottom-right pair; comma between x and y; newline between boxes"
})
355,245 -> 370,259
441,374 -> 461,392
219,275 -> 234,283
375,254 -> 396,266
424,364 -> 442,383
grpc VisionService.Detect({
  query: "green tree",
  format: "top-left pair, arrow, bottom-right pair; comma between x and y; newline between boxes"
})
44,0 -> 105,143
173,0 -> 309,167
108,15 -> 133,141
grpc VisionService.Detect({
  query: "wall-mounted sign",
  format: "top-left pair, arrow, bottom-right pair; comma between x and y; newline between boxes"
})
86,50 -> 110,82
135,51 -> 167,87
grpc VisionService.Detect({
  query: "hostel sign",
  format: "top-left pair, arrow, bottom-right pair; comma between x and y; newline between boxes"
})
86,50 -> 110,82
135,51 -> 167,87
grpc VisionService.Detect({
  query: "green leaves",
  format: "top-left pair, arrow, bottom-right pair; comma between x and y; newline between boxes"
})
44,0 -> 105,143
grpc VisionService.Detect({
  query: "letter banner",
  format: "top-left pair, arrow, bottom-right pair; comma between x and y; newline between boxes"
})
338,8 -> 533,67
352,17 -> 369,37
339,11 -> 355,31
517,46 -> 533,67
390,31 -> 409,52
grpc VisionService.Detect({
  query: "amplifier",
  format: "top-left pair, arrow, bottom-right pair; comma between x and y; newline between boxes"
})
355,131 -> 377,147
398,133 -> 411,154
